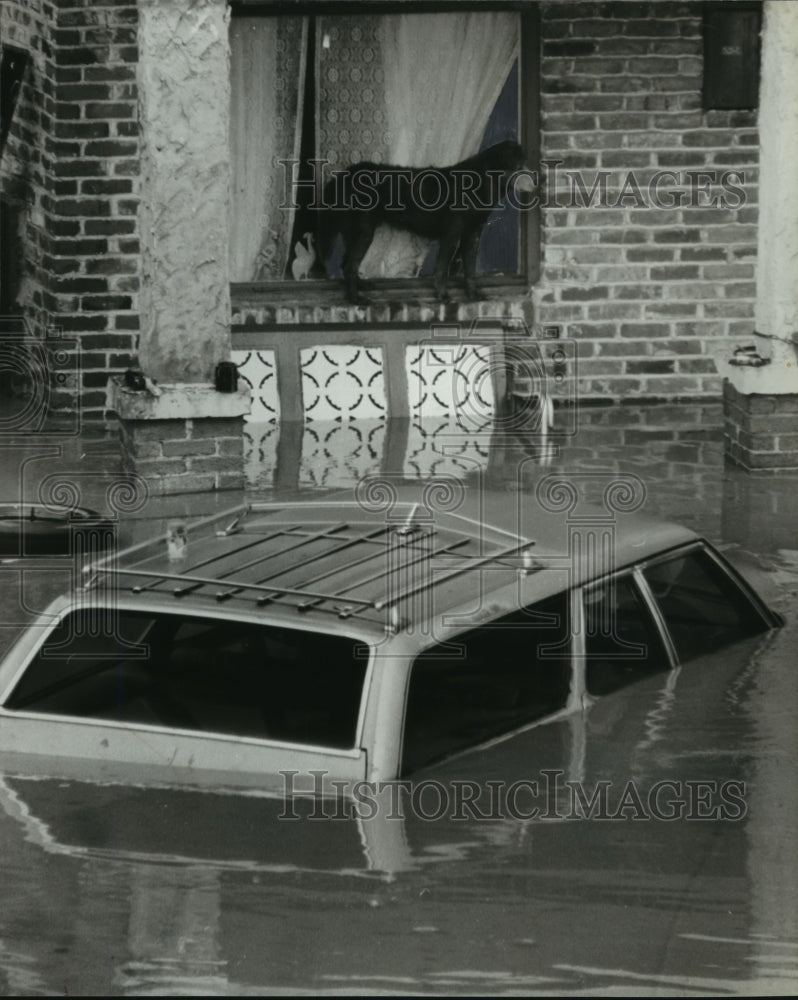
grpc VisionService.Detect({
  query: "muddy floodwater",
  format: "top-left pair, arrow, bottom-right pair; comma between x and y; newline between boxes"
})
0,402 -> 797,995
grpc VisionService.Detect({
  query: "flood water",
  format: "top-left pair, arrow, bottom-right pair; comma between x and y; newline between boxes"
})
1,402 -> 797,995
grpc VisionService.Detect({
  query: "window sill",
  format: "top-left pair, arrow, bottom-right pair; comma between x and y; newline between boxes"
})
231,278 -> 534,330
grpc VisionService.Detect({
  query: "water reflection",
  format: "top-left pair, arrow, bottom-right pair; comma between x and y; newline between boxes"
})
1,615 -> 796,994
118,866 -> 227,995
244,403 -> 741,541
0,402 -> 796,993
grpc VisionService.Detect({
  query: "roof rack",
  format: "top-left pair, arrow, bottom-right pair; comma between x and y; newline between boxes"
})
86,500 -> 538,627
375,539 -> 537,610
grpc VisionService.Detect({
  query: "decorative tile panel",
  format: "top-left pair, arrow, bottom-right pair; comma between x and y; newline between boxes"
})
407,344 -> 496,423
300,346 -> 386,421
232,349 -> 279,423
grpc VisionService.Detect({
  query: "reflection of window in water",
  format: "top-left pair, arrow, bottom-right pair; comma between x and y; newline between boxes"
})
6,611 -> 367,749
584,575 -> 670,697
229,10 -> 527,284
402,591 -> 571,775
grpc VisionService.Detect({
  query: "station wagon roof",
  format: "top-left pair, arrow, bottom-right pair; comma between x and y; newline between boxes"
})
85,488 -> 697,638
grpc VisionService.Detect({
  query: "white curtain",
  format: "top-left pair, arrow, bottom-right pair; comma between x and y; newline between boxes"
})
229,17 -> 307,282
381,13 -> 518,165
363,12 -> 519,278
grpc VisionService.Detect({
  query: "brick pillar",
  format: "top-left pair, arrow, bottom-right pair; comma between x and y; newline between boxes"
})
1,0 -> 143,427
113,0 -> 249,493
722,0 -> 798,471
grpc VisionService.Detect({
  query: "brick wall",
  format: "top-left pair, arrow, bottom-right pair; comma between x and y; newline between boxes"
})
724,382 -> 798,472
1,0 -> 140,428
5,0 -> 763,422
537,0 -> 758,402
47,0 -> 141,427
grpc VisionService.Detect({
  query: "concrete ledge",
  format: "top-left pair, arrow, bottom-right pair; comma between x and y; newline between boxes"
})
231,291 -> 534,328
110,379 -> 251,421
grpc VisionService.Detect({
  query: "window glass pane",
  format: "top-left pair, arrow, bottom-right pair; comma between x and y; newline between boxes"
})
585,576 -> 670,697
230,10 -> 523,285
316,12 -> 520,283
7,611 -> 367,749
643,549 -> 767,662
402,592 -> 571,775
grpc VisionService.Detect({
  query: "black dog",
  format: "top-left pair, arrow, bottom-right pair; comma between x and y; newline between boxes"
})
315,140 -> 530,304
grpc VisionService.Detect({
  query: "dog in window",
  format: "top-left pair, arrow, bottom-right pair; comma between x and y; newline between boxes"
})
314,140 -> 534,305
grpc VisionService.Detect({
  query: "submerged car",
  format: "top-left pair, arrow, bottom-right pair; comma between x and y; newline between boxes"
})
0,484 -> 781,792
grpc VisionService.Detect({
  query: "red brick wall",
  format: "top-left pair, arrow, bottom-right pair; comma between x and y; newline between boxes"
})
537,0 -> 758,402
1,0 -> 140,427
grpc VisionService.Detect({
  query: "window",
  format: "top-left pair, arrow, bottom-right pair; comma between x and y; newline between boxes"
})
703,2 -> 761,110
229,4 -> 537,292
401,592 -> 571,775
643,548 -> 769,662
7,610 -> 367,749
584,575 -> 670,697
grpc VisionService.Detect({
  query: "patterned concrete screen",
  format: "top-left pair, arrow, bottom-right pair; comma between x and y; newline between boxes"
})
407,344 -> 495,423
300,346 -> 387,421
232,325 -> 510,489
231,327 -> 504,425
232,349 -> 280,422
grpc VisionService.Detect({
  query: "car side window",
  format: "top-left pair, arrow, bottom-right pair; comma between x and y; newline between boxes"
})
584,574 -> 670,697
5,611 -> 367,750
643,548 -> 769,662
401,592 -> 571,776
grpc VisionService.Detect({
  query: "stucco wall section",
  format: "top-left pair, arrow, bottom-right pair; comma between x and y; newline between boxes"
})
137,0 -> 231,383
0,0 -> 53,325
756,1 -> 798,356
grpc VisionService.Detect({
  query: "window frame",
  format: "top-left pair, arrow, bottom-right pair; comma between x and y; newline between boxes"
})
580,569 -> 675,698
228,0 -> 541,305
1,604 -> 376,757
399,587 -> 573,775
635,540 -> 779,662
398,538 -> 780,773
579,540 -> 779,677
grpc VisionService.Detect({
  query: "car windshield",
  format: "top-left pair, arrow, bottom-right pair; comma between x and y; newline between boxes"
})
5,609 -> 368,749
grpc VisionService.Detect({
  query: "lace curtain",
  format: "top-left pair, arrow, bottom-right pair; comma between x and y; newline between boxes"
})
229,16 -> 307,282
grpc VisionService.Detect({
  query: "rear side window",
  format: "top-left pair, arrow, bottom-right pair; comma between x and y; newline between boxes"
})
643,548 -> 769,662
6,611 -> 367,749
402,592 -> 571,775
584,575 -> 670,697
